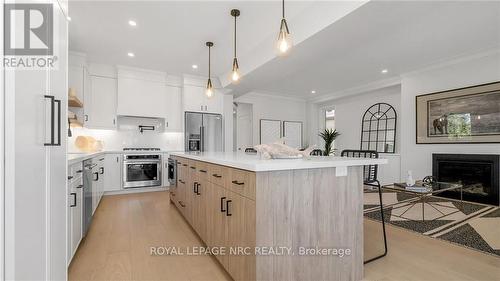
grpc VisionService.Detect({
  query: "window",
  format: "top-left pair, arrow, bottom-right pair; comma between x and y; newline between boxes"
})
325,109 -> 335,130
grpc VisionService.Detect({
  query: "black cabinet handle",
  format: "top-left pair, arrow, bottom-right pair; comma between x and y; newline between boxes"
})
196,183 -> 201,195
93,172 -> 99,181
231,180 -> 244,186
68,175 -> 73,180
193,182 -> 198,193
199,169 -> 207,173
179,179 -> 185,184
44,95 -> 61,146
70,193 -> 77,207
182,164 -> 188,167
220,197 -> 226,212
226,200 -> 232,216
190,166 -> 196,170
212,174 -> 222,178
99,167 -> 104,174
76,184 -> 83,189
76,169 -> 83,173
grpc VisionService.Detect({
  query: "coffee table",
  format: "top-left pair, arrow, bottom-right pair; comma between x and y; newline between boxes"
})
382,181 -> 463,222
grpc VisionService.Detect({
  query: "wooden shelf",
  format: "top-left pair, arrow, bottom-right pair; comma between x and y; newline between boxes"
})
68,95 -> 83,108
68,88 -> 83,107
69,118 -> 83,128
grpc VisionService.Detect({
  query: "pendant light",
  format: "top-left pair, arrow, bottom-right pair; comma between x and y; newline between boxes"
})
205,41 -> 214,98
276,0 -> 292,56
230,9 -> 241,83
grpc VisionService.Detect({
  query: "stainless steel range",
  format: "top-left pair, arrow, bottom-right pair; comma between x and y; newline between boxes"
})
122,148 -> 162,188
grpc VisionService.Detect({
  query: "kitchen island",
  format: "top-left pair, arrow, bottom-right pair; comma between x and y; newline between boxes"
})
169,152 -> 387,281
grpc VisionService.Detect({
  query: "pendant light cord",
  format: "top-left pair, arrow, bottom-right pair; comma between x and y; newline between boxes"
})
234,15 -> 237,58
282,0 -> 285,19
208,45 -> 211,78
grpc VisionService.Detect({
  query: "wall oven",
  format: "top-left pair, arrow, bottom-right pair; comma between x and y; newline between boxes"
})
123,154 -> 162,188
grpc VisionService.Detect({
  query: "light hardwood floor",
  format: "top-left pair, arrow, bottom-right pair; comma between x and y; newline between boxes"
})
69,191 -> 500,281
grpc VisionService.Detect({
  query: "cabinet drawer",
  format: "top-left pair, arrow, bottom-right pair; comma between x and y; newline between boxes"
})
226,168 -> 256,200
197,161 -> 210,182
209,163 -> 226,186
68,162 -> 83,183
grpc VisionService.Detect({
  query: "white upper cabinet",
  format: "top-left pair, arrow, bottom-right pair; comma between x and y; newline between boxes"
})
183,84 -> 223,114
165,85 -> 182,131
87,76 -> 117,129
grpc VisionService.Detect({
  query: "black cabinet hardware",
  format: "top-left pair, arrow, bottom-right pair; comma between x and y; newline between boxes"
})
231,180 -> 244,186
93,172 -> 99,181
68,175 -> 73,180
76,169 -> 83,173
193,182 -> 198,193
178,179 -> 185,184
226,200 -> 232,216
196,183 -> 201,195
212,174 -> 222,178
76,185 -> 83,189
182,164 -> 188,167
99,167 -> 104,174
190,166 -> 196,170
220,197 -> 226,212
44,95 -> 61,146
199,169 -> 207,173
70,193 -> 77,207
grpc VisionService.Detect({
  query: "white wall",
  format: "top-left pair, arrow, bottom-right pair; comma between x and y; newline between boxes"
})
321,85 -> 401,154
400,51 -> 500,180
234,92 -> 308,146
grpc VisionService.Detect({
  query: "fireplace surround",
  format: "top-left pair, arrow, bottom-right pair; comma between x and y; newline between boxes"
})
432,154 -> 499,206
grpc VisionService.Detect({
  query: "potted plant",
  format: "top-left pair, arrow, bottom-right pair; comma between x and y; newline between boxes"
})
318,129 -> 340,156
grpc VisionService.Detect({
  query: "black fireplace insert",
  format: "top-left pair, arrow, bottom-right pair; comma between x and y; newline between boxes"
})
432,154 -> 499,206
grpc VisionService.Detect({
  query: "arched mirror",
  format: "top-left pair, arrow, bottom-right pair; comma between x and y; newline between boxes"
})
360,103 -> 397,153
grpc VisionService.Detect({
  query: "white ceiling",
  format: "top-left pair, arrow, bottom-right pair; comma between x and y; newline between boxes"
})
68,1 -> 317,76
228,0 -> 500,99
69,1 -> 500,100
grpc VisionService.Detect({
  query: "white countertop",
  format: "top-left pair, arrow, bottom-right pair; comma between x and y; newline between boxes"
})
170,152 -> 388,172
67,150 -> 180,165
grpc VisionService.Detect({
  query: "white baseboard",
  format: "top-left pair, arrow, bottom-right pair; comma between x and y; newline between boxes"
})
104,186 -> 169,196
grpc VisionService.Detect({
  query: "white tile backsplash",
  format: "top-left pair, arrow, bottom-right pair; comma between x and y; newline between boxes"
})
68,127 -> 184,152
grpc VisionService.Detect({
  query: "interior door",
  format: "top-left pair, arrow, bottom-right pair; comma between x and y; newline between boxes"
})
202,114 -> 223,152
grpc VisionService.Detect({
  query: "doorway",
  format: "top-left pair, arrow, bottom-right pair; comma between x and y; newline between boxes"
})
233,102 -> 253,151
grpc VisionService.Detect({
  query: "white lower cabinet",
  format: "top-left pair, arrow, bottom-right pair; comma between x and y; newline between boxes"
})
68,162 -> 84,264
104,153 -> 122,191
92,156 -> 105,214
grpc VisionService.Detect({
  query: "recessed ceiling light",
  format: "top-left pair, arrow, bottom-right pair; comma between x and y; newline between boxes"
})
67,16 -> 71,21
127,52 -> 135,57
311,90 -> 316,94
128,20 -> 137,26
381,69 -> 388,74
192,64 -> 198,69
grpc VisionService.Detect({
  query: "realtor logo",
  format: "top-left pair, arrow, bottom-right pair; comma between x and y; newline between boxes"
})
4,3 -> 53,55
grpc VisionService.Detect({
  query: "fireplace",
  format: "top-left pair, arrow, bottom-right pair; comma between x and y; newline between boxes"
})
432,154 -> 499,206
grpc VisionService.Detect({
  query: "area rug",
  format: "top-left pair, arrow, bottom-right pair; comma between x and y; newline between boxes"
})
363,187 -> 499,258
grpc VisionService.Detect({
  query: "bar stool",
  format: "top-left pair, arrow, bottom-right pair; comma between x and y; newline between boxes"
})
341,149 -> 388,264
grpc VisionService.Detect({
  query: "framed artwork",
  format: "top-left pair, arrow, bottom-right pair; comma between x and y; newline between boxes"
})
283,121 -> 303,149
416,81 -> 500,144
260,119 -> 281,144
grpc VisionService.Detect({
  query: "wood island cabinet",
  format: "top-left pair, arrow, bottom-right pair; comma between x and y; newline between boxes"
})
169,154 -> 366,281
169,156 -> 256,281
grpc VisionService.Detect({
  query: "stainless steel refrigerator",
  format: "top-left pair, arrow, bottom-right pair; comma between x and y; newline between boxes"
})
185,112 -> 223,152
